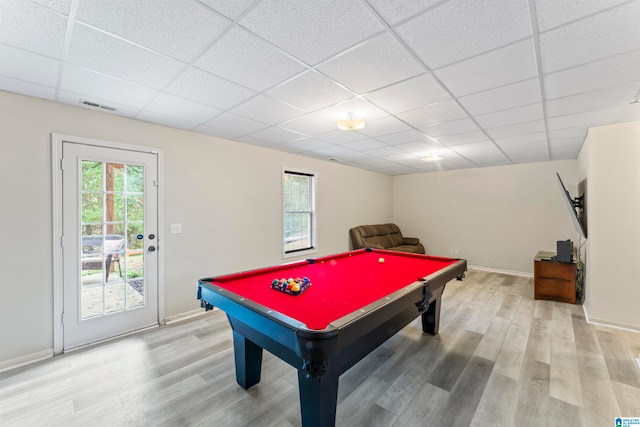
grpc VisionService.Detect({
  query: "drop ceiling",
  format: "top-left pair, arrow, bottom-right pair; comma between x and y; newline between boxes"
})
2,0 -> 640,175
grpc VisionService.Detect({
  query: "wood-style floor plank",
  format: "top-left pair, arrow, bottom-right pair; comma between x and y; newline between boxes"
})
1,269 -> 640,427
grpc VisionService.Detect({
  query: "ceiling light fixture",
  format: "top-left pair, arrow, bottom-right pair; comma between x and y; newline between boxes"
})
421,153 -> 444,162
336,114 -> 365,131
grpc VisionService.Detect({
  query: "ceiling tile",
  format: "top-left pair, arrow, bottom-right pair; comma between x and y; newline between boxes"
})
76,0 -> 230,62
434,39 -> 538,97
314,98 -> 389,122
235,134 -> 280,148
450,141 -> 507,162
546,106 -> 624,130
494,132 -> 548,149
192,124 -> 245,140
364,145 -> 405,157
501,141 -> 548,155
364,73 -> 450,114
535,0 -> 628,32
231,95 -> 306,125
376,129 -> 433,145
485,119 -> 546,139
0,44 -> 59,87
195,27 -> 306,92
385,151 -> 427,162
510,152 -> 550,163
248,126 -> 306,143
475,159 -> 512,167
420,118 -> 479,137
448,141 -> 497,156
546,82 -> 640,117
475,103 -> 544,129
357,116 -> 412,137
0,77 -> 56,100
317,129 -> 369,144
618,101 -> 640,122
539,2 -> 640,73
0,1 -> 67,57
396,0 -> 532,69
366,0 -> 442,25
317,33 -> 424,94
203,112 -> 269,135
549,137 -> 585,148
280,138 -> 334,151
310,144 -> 358,159
268,70 -> 354,111
165,67 -> 256,110
31,0 -> 72,15
396,100 -> 468,128
501,142 -> 550,162
548,127 -> 588,140
436,131 -> 489,146
68,23 -> 185,90
279,114 -> 337,136
458,78 -> 541,116
197,0 -> 256,19
136,110 -> 199,130
396,141 -> 441,153
240,0 -> 385,65
60,64 -> 159,109
343,139 -> 388,151
550,138 -> 584,159
544,49 -> 640,99
144,93 -> 222,124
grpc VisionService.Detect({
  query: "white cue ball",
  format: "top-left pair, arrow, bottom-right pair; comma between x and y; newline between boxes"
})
378,257 -> 385,264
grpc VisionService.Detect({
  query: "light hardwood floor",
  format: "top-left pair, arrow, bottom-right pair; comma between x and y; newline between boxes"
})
1,270 -> 639,426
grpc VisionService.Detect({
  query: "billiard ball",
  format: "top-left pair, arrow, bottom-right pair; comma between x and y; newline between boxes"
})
378,257 -> 385,264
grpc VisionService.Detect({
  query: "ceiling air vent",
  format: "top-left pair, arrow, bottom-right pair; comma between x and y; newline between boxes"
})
81,100 -> 118,112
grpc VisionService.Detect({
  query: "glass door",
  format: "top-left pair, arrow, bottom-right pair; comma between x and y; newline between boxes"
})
62,142 -> 158,350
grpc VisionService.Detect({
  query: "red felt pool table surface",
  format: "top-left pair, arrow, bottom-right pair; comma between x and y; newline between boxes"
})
206,249 -> 458,330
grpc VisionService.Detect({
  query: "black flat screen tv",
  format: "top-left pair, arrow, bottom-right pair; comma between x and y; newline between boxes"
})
556,173 -> 587,238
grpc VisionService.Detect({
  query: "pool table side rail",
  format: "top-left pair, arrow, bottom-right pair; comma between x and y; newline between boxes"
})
199,248 -> 458,284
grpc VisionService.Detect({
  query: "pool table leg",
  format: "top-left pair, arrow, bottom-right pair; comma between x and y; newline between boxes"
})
421,295 -> 441,335
297,370 -> 339,427
232,330 -> 263,389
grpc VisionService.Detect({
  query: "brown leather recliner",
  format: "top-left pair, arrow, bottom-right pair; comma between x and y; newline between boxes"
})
349,223 -> 425,254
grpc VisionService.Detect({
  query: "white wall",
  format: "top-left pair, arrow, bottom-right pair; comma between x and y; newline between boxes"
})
0,91 -> 393,366
579,121 -> 640,331
393,160 -> 580,274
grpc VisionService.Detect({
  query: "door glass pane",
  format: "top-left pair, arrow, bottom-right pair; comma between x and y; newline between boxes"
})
80,160 -> 145,320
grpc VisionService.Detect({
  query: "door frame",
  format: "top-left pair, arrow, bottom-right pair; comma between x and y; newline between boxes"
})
51,133 -> 165,354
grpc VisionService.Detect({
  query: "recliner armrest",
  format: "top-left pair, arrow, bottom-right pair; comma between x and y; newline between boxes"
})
402,237 -> 420,245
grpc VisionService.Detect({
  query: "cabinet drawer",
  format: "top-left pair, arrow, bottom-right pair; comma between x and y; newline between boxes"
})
534,261 -> 576,281
534,278 -> 575,303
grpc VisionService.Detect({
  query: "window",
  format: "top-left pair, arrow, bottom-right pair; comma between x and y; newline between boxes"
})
283,169 -> 316,255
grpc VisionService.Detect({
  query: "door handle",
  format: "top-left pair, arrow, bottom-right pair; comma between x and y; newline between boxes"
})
148,246 -> 156,252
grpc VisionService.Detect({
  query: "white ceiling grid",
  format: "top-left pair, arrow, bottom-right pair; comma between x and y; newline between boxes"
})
1,0 -> 639,175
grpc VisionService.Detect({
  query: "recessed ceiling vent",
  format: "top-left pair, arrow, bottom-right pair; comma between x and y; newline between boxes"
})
81,100 -> 117,112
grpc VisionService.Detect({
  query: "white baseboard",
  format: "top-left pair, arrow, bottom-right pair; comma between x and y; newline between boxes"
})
582,307 -> 640,334
0,349 -> 53,373
165,308 -> 215,324
468,264 -> 533,278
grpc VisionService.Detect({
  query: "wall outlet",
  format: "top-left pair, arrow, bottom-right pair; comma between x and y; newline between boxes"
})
170,223 -> 182,234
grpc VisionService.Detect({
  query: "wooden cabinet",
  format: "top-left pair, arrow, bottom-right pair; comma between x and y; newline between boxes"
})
534,251 -> 576,304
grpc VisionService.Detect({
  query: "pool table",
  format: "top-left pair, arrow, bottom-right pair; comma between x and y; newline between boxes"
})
196,248 -> 466,427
